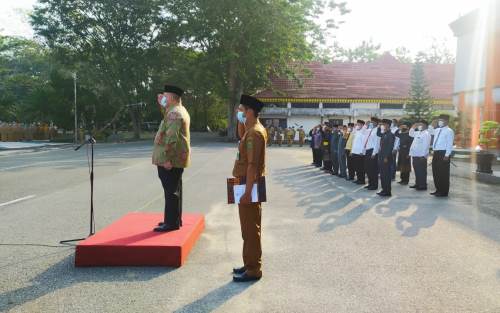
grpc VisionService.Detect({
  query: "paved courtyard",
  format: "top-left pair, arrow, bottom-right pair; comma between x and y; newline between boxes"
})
1,140 -> 500,313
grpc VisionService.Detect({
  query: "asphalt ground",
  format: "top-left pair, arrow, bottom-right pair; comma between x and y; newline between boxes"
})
1,140 -> 500,313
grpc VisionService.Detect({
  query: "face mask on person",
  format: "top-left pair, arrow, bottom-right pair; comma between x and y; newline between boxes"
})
438,120 -> 445,127
418,125 -> 424,131
348,127 -> 352,132
160,95 -> 168,107
367,123 -> 374,129
356,125 -> 361,130
380,125 -> 386,133
236,111 -> 246,124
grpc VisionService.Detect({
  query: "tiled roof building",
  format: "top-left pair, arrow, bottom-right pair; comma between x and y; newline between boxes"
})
254,53 -> 455,132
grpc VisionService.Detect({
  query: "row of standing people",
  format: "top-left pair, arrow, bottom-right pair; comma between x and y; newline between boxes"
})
266,126 -> 306,147
0,122 -> 58,142
309,114 -> 454,197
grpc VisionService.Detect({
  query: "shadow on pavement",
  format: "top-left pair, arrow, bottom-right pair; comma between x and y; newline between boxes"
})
0,253 -> 172,312
273,164 -> 500,241
173,281 -> 254,313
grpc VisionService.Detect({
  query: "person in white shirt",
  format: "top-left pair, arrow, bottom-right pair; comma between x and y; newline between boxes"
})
430,114 -> 454,197
350,119 -> 367,185
409,120 -> 432,190
363,117 -> 381,190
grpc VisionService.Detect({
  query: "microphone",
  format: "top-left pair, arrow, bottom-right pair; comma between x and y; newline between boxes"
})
75,136 -> 97,151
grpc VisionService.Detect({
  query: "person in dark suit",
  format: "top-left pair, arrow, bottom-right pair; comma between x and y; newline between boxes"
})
395,122 -> 413,185
377,119 -> 396,197
330,125 -> 340,175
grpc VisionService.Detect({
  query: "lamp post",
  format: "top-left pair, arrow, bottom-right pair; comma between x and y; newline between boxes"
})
73,72 -> 77,144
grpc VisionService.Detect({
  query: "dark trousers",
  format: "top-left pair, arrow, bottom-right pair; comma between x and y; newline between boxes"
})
157,166 -> 184,227
331,149 -> 339,174
313,149 -> 322,167
323,160 -> 332,172
346,150 -> 355,179
364,149 -> 379,188
338,149 -> 347,177
379,156 -> 393,194
352,154 -> 365,183
432,151 -> 450,195
400,171 -> 410,183
412,156 -> 428,188
391,151 -> 397,179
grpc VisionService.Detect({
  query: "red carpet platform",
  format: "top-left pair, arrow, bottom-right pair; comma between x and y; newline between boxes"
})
75,212 -> 204,267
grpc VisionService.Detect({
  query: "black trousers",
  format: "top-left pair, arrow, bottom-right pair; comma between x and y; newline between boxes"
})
313,148 -> 322,167
157,166 -> 184,227
364,149 -> 379,188
331,149 -> 339,174
346,150 -> 355,179
432,151 -> 450,195
352,154 -> 365,183
412,156 -> 428,188
379,156 -> 393,194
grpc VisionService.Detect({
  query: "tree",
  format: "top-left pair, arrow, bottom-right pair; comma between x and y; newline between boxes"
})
393,46 -> 413,63
167,0 -> 348,139
333,39 -> 382,62
404,57 -> 434,123
417,39 -> 455,64
31,0 -> 173,139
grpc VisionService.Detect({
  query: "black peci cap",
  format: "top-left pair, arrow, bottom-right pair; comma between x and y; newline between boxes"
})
164,84 -> 184,96
240,94 -> 264,113
357,120 -> 365,125
382,119 -> 392,125
348,123 -> 355,127
438,114 -> 450,121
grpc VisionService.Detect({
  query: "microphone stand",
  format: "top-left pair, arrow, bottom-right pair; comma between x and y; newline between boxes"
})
60,137 -> 96,244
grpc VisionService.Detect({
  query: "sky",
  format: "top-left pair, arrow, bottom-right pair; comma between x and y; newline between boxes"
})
0,0 -> 490,57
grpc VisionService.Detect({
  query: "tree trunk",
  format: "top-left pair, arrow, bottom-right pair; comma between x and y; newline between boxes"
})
226,61 -> 243,140
129,108 -> 141,140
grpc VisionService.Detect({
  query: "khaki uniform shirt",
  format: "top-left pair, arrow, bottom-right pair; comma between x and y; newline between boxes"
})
152,104 -> 191,168
232,122 -> 267,178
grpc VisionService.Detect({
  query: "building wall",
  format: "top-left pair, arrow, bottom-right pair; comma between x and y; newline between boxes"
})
454,31 -> 487,93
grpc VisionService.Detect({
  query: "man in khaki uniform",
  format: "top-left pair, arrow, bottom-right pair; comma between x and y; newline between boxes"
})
232,94 -> 267,282
277,127 -> 283,146
268,126 -> 275,146
298,126 -> 305,147
152,84 -> 191,232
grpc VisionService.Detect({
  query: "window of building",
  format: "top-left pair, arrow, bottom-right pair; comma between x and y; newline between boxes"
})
323,102 -> 350,109
266,102 -> 288,108
380,103 -> 404,109
291,102 -> 319,108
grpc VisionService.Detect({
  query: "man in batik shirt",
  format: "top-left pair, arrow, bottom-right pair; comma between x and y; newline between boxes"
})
152,84 -> 191,232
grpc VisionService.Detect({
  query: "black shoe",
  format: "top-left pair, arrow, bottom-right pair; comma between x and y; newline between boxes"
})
434,193 -> 448,197
430,191 -> 438,195
409,185 -> 417,189
416,187 -> 427,191
346,177 -> 353,181
153,224 -> 179,232
399,181 -> 409,185
367,187 -> 378,190
355,181 -> 365,185
233,272 -> 261,283
377,191 -> 391,197
364,185 -> 370,189
233,266 -> 246,275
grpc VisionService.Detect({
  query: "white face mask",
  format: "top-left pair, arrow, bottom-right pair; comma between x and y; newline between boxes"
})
348,127 -> 352,132
380,125 -> 386,133
418,125 -> 424,131
356,125 -> 361,130
438,121 -> 445,127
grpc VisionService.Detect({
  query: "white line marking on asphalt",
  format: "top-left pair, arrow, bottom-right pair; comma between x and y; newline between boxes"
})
0,195 -> 36,208
0,160 -> 85,171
